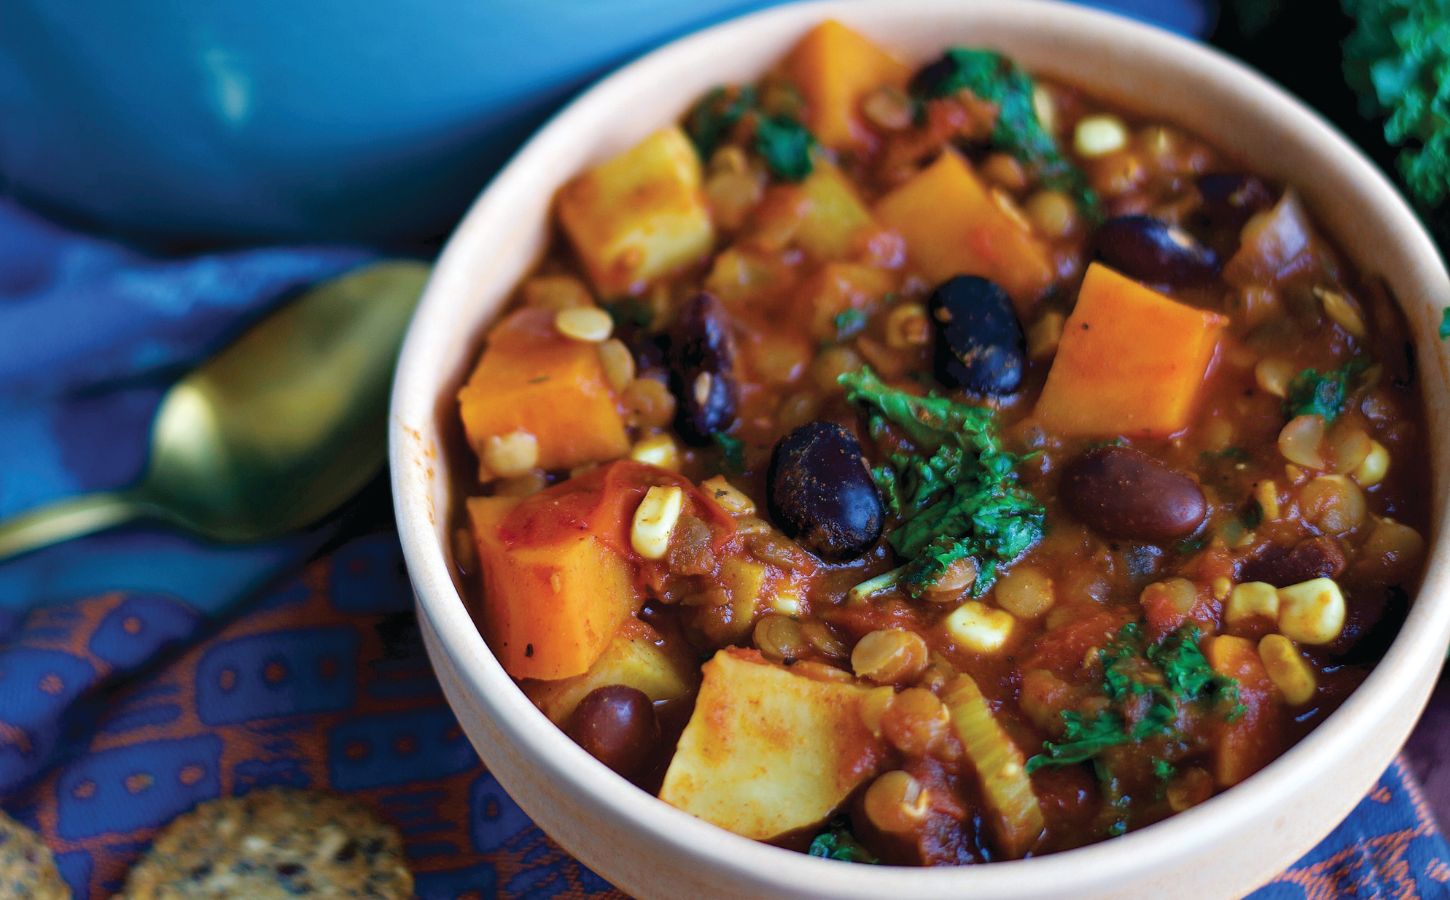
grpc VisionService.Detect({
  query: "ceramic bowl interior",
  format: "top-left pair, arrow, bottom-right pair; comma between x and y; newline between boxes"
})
390,2 -> 1450,897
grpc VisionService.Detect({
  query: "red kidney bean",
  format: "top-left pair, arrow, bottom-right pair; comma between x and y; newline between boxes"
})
768,421 -> 883,561
1237,535 -> 1347,587
1059,446 -> 1207,541
566,685 -> 659,777
1094,215 -> 1220,285
670,293 -> 738,444
1196,173 -> 1276,231
928,276 -> 1025,396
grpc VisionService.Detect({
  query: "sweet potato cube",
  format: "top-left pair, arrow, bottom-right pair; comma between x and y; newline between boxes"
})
1034,263 -> 1228,438
1205,635 -> 1282,787
558,126 -> 715,294
457,309 -> 629,476
781,20 -> 908,151
468,495 -> 639,680
523,620 -> 696,724
795,163 -> 876,261
874,151 -> 1054,308
659,649 -> 885,840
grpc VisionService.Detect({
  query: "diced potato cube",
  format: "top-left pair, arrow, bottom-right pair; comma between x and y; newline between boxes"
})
468,495 -> 639,680
875,151 -> 1056,309
558,127 -> 715,294
458,309 -> 629,475
659,649 -> 885,840
795,163 -> 876,261
1034,263 -> 1228,438
780,20 -> 909,150
1276,578 -> 1346,645
523,620 -> 697,724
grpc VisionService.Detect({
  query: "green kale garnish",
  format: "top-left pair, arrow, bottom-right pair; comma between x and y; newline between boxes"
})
808,820 -> 878,863
1152,758 -> 1177,783
1284,360 -> 1365,422
910,47 -> 1099,218
1441,308 -> 1449,340
1027,625 -> 1243,773
601,297 -> 654,329
713,432 -> 746,473
833,308 -> 868,341
685,85 -> 757,159
839,367 -> 1044,597
754,114 -> 817,182
1343,0 -> 1450,213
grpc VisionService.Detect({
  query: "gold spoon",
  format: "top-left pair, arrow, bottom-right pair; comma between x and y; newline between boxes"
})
0,260 -> 430,560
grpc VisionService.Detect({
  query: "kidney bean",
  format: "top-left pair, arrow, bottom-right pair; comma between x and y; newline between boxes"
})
1094,215 -> 1220,285
1196,173 -> 1276,231
1237,535 -> 1347,588
670,293 -> 738,444
566,685 -> 659,777
1331,584 -> 1408,664
768,421 -> 883,561
927,276 -> 1025,395
1059,445 -> 1206,541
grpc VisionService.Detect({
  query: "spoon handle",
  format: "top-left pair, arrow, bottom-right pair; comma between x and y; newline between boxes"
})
0,490 -> 148,561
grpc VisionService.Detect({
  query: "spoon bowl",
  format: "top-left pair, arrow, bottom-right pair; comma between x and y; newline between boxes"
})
0,260 -> 429,559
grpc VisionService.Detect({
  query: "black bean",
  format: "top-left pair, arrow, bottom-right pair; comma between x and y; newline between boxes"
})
566,685 -> 659,777
1196,173 -> 1276,231
1060,446 -> 1207,542
927,276 -> 1025,395
906,52 -> 960,98
767,422 -> 883,561
1094,215 -> 1220,285
670,293 -> 738,444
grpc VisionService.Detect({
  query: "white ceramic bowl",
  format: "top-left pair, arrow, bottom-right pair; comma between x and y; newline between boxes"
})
390,2 -> 1450,896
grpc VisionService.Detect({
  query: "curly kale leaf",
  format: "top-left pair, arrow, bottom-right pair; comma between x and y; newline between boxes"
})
840,367 -> 1044,596
1343,0 -> 1450,210
910,47 -> 1099,218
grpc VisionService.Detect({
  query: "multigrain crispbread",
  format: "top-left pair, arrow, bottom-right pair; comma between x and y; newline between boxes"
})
0,809 -> 68,899
122,788 -> 412,899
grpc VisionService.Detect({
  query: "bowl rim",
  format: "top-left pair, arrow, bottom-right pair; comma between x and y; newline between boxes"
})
391,0 -> 1450,895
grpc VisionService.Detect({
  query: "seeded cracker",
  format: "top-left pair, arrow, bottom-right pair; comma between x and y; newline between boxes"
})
122,788 -> 412,899
0,809 -> 68,899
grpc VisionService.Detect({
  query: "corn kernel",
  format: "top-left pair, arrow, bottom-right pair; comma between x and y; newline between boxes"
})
1314,287 -> 1368,340
1032,85 -> 1058,133
1074,114 -> 1127,158
481,430 -> 539,479
770,592 -> 802,618
629,433 -> 680,471
943,601 -> 1015,654
1353,439 -> 1390,487
1277,578 -> 1346,645
1254,480 -> 1281,521
1225,581 -> 1280,626
1258,634 -> 1317,704
1027,311 -> 1065,359
554,306 -> 614,343
1211,576 -> 1234,602
701,475 -> 755,517
630,485 -> 683,560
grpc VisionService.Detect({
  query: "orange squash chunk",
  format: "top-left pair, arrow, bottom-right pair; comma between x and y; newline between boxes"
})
468,494 -> 639,680
1205,635 -> 1282,787
794,262 -> 896,340
457,309 -> 629,477
780,20 -> 908,151
1034,264 -> 1228,438
874,151 -> 1054,309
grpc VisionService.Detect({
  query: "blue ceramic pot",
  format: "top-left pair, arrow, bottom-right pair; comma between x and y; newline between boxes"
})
0,1 -> 1210,245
